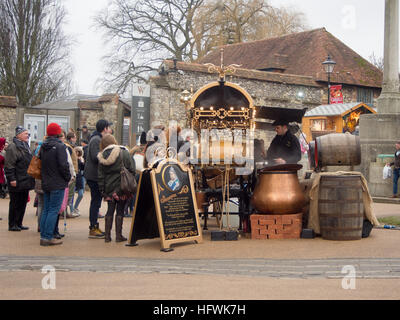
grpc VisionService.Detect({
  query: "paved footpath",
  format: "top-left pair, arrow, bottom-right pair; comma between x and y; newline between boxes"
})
2,256 -> 400,279
1,194 -> 400,299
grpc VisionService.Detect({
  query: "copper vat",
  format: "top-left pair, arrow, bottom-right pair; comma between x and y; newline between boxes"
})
251,164 -> 305,215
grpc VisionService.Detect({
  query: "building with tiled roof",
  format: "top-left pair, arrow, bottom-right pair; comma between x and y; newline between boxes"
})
147,28 -> 384,152
198,28 -> 382,90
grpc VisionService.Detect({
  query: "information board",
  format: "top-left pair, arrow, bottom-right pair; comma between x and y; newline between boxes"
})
128,159 -> 202,251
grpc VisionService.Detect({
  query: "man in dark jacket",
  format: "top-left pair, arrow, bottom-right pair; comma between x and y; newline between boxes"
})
386,141 -> 400,198
5,126 -> 35,231
84,119 -> 112,238
266,119 -> 301,165
39,123 -> 71,246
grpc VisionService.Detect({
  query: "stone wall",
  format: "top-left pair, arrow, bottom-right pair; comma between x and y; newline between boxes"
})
78,95 -> 126,144
149,70 -> 323,152
0,106 -> 17,141
79,108 -> 104,132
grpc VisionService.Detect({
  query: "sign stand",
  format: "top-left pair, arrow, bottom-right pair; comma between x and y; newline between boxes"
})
127,158 -> 203,252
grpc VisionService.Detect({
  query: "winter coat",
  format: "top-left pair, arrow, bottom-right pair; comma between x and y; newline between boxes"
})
98,145 -> 136,197
39,136 -> 71,192
0,154 -> 5,185
65,141 -> 78,173
75,158 -> 85,190
84,131 -> 102,182
390,150 -> 400,168
34,143 -> 43,194
266,130 -> 301,165
4,137 -> 35,192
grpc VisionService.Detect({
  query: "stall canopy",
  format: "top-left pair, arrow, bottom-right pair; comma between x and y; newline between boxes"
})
254,106 -> 308,130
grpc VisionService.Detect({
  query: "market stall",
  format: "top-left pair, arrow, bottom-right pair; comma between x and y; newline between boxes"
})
301,102 -> 376,141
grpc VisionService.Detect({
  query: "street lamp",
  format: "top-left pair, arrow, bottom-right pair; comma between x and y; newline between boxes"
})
322,55 -> 336,104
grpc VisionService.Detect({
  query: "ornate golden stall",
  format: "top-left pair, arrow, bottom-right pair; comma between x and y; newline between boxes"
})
180,59 -> 256,232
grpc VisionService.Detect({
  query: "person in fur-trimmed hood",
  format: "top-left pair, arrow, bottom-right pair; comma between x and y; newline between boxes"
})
98,134 -> 135,243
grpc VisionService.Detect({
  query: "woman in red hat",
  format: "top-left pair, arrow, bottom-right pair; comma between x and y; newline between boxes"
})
38,123 -> 71,246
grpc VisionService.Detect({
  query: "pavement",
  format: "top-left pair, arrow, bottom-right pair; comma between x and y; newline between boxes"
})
0,191 -> 400,300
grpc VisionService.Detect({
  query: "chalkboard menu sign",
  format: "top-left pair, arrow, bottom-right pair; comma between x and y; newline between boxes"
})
128,159 -> 202,251
127,169 -> 160,246
151,159 -> 202,251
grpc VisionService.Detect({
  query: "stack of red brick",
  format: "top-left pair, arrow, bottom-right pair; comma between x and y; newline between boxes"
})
250,213 -> 303,239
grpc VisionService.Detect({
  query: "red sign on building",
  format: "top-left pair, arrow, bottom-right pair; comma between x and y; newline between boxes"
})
330,85 -> 343,104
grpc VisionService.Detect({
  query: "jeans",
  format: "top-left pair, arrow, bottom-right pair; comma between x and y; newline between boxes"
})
40,189 -> 65,240
393,168 -> 400,195
67,181 -> 76,212
74,188 -> 84,210
86,180 -> 102,228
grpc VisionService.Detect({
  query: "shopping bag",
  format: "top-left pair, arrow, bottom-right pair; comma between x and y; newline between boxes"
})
133,152 -> 145,172
383,165 -> 392,179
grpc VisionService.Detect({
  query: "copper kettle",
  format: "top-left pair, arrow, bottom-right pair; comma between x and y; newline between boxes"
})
251,164 -> 305,215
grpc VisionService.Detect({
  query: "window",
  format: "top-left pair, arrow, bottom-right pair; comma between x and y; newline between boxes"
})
311,119 -> 327,131
357,87 -> 373,104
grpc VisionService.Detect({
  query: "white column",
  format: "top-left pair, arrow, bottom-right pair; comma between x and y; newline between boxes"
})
378,0 -> 400,113
382,0 -> 400,93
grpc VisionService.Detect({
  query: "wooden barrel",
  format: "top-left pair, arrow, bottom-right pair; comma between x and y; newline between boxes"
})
308,141 -> 316,169
315,133 -> 361,167
318,175 -> 363,240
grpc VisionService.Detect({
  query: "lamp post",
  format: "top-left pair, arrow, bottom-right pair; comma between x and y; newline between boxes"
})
322,55 -> 336,104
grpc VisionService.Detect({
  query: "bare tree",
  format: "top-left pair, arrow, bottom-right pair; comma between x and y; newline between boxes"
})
95,0 -> 308,94
95,0 -> 204,94
368,52 -> 384,72
192,1 -> 308,57
0,0 -> 73,106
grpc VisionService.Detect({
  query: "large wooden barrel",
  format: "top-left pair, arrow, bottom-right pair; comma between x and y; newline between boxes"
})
308,141 -> 316,169
318,175 -> 363,240
315,133 -> 361,167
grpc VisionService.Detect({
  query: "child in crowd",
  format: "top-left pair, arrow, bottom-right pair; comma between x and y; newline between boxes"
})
72,147 -> 85,215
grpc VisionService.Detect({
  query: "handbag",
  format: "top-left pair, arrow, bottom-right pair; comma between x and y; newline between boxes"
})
27,155 -> 42,179
120,150 -> 137,195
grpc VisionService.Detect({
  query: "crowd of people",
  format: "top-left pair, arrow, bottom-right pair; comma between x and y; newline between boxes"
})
0,118 -> 323,246
0,119 -> 160,246
1,119 -> 189,246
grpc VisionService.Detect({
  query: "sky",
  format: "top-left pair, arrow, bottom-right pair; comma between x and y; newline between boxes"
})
63,0 -> 386,96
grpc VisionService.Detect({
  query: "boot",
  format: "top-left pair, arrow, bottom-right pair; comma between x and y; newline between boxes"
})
104,215 -> 113,243
115,216 -> 127,242
88,224 -> 105,239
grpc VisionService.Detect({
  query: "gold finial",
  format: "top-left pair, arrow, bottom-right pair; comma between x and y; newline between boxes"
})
204,48 -> 241,81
